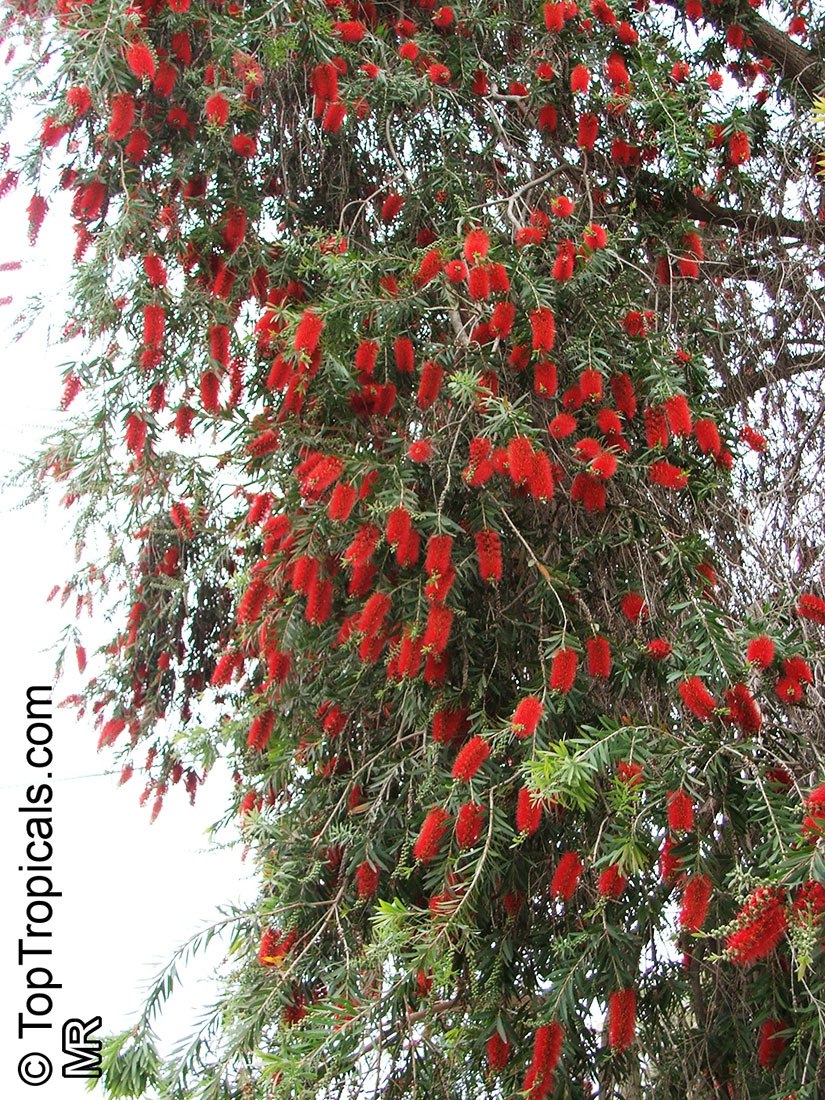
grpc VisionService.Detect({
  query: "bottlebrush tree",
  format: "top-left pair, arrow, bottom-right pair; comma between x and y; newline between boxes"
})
5,0 -> 825,1095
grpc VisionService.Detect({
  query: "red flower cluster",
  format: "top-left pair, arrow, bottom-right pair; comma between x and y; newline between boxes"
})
726,887 -> 787,965
678,676 -> 717,721
413,808 -> 451,863
551,851 -> 583,901
521,1021 -> 564,1099
608,988 -> 637,1050
512,695 -> 544,738
680,873 -> 712,932
451,735 -> 491,782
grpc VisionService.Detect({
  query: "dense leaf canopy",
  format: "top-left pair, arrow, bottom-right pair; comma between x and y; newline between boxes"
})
4,0 -> 825,1096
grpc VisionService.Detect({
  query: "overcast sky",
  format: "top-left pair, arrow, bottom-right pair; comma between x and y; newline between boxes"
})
0,174 -> 255,1099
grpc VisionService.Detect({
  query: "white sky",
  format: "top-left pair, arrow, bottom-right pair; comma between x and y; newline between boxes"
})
0,179 -> 255,1098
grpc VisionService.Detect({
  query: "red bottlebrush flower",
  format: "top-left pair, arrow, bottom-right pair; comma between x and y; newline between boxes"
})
258,928 -> 296,966
728,130 -> 750,165
521,1021 -> 564,1097
456,801 -> 485,848
417,360 -> 444,410
413,808 -> 450,863
533,359 -> 558,398
467,263 -> 491,300
321,100 -> 347,132
664,394 -> 692,437
200,371 -> 220,412
125,413 -> 147,456
423,604 -> 454,654
475,528 -> 503,584
125,128 -> 149,164
667,789 -> 694,832
143,253 -> 167,287
222,206 -> 247,253
26,193 -> 47,245
294,309 -> 324,355
231,133 -> 258,156
543,2 -> 566,30
205,92 -> 229,126
512,695 -> 544,738
740,425 -> 766,452
571,472 -> 606,513
237,577 -> 270,623
98,717 -> 126,749
427,62 -> 452,85
724,683 -> 762,735
649,460 -> 688,489
408,439 -> 433,463
644,406 -> 669,448
169,501 -> 193,538
605,52 -> 629,88
551,195 -> 574,218
126,41 -> 156,80
506,434 -> 533,486
622,310 -> 646,338
746,635 -> 775,668
533,106 -> 557,137
530,306 -> 556,351
355,861 -> 379,899
415,248 -> 443,287
208,323 -> 230,368
432,707 -> 468,744
67,85 -> 91,116
608,989 -> 637,1050
586,635 -> 612,678
334,19 -> 366,42
380,192 -> 404,221
328,481 -> 357,522
489,300 -> 515,338
617,760 -> 643,788
591,451 -> 618,480
516,786 -> 543,835
577,112 -> 599,150
680,873 -> 712,931
486,1031 -> 511,1072
694,417 -> 721,456
580,369 -> 603,402
798,592 -> 825,625
611,372 -> 637,419
452,736 -> 491,782
757,1019 -> 787,1070
548,412 -> 578,439
599,864 -> 628,899
354,338 -> 379,376
620,592 -> 648,622
358,592 -> 392,638
783,673 -> 809,708
463,227 -> 490,264
398,41 -> 420,62
803,783 -> 825,839
425,533 -> 453,578
393,335 -> 415,373
552,238 -> 576,280
679,676 -> 717,721
247,710 -> 275,752
343,523 -> 381,568
583,223 -> 608,250
659,835 -> 682,883
783,655 -> 812,684
551,850 -> 583,901
570,65 -> 590,93
108,93 -> 136,140
140,305 -> 165,365
726,887 -> 788,965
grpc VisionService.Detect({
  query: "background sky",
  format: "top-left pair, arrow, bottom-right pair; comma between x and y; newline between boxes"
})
0,175 -> 255,1098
